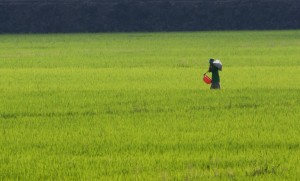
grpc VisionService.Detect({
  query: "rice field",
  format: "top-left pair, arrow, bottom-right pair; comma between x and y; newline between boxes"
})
0,31 -> 300,180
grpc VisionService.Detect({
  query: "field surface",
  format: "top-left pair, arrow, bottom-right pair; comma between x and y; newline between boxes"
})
0,31 -> 300,180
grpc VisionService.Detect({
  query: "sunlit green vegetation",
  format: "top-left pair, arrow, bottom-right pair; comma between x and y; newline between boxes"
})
0,31 -> 300,180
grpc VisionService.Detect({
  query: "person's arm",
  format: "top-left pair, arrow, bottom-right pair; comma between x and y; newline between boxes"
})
208,64 -> 212,72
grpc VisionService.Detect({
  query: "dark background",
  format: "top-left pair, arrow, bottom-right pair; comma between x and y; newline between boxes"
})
0,0 -> 300,33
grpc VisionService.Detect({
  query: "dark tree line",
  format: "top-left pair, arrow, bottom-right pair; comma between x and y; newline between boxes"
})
0,0 -> 300,33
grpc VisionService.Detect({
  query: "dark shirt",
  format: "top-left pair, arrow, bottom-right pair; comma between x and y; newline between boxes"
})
209,65 -> 220,83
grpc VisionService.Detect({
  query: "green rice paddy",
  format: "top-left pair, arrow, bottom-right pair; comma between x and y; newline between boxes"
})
0,31 -> 300,180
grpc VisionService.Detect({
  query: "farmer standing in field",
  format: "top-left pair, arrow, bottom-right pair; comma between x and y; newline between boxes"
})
208,58 -> 222,89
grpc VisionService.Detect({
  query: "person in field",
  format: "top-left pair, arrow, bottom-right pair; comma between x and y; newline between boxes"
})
208,58 -> 221,89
